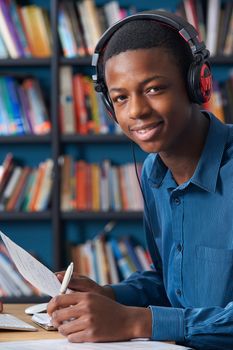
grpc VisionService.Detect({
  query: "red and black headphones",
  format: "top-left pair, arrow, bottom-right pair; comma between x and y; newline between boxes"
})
92,10 -> 212,122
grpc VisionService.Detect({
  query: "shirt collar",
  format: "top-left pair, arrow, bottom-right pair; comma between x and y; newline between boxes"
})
148,113 -> 229,193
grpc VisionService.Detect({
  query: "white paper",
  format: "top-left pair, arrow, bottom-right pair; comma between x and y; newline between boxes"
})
0,339 -> 192,349
0,231 -> 61,297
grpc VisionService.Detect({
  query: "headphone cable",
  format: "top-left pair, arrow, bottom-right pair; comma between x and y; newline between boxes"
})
131,141 -> 163,272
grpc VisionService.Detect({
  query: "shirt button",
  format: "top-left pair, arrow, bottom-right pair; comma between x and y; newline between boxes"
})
177,243 -> 182,252
176,289 -> 182,297
174,197 -> 181,205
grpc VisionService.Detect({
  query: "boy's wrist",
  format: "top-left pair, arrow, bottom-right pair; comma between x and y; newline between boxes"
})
127,306 -> 152,339
102,285 -> 116,300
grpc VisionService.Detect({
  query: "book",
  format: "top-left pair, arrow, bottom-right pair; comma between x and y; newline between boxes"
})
121,236 -> 144,272
104,1 -> 122,27
76,1 -> 94,55
59,66 -> 76,134
64,2 -> 87,57
6,166 -> 30,211
8,0 -> 31,57
60,155 -> 72,211
0,77 -> 18,135
76,160 -> 88,210
0,165 -> 22,210
217,2 -> 233,55
0,153 -> 14,197
22,79 -> 51,135
205,0 -> 221,56
58,3 -> 79,58
93,235 -> 110,285
105,241 -> 119,283
81,0 -> 103,50
0,33 -> 8,58
73,74 -> 88,134
223,7 -> 233,56
19,5 -> 52,57
0,0 -> 23,58
33,159 -> 53,211
134,245 -> 151,271
5,76 -> 25,134
110,238 -> 133,279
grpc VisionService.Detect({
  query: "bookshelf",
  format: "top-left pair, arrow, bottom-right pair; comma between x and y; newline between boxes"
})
0,0 -> 233,302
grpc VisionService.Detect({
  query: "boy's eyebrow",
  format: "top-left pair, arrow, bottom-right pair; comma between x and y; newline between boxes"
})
108,75 -> 165,93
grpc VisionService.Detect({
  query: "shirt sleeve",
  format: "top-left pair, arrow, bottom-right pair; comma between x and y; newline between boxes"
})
111,269 -> 170,307
149,302 -> 233,350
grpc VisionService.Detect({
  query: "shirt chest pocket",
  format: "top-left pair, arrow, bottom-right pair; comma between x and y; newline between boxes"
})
195,245 -> 233,307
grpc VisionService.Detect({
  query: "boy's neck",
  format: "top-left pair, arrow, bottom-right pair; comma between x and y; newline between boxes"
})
159,109 -> 210,185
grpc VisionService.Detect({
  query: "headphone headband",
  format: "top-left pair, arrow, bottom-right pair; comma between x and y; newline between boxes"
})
92,11 -> 208,76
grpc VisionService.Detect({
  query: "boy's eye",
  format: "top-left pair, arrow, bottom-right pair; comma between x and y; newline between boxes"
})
112,95 -> 127,103
146,86 -> 166,94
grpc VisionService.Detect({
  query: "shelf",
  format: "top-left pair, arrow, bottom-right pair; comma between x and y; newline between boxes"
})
61,133 -> 128,143
62,211 -> 143,220
0,211 -> 52,220
0,55 -> 232,68
209,56 -> 233,65
2,295 -> 51,304
60,56 -> 92,65
0,134 -> 51,143
0,58 -> 51,66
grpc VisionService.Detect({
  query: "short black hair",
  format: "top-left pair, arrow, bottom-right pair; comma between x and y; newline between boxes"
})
103,15 -> 194,83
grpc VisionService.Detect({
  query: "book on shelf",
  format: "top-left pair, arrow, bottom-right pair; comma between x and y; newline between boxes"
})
22,78 -> 51,135
5,166 -> 30,211
59,66 -> 76,134
0,75 -> 51,136
64,2 -> 87,57
0,243 -> 37,298
8,0 -> 31,57
0,34 -> 8,59
59,68 -> 121,135
0,155 -> 53,212
0,153 -> 14,197
223,7 -> 233,56
58,3 -> 79,58
60,157 -> 143,212
19,4 -> 51,58
70,234 -> 151,285
0,165 -> 23,211
177,0 -> 233,57
0,0 -> 24,59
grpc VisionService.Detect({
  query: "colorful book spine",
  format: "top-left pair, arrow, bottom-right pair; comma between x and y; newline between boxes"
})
0,0 -> 24,58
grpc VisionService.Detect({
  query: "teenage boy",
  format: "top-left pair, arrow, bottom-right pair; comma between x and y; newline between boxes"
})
48,11 -> 233,350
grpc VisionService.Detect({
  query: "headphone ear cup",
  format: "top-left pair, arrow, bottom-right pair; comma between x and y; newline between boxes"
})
187,60 -> 212,104
94,82 -> 117,122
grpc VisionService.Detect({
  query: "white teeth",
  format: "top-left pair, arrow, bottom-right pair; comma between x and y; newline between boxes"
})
136,126 -> 154,134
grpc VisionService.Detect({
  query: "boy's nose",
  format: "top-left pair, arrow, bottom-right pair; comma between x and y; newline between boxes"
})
128,95 -> 151,119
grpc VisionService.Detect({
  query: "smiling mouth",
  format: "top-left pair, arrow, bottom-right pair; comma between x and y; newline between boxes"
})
129,121 -> 164,141
130,122 -> 163,133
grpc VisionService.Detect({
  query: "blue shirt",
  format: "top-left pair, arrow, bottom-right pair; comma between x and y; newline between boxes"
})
111,113 -> 233,350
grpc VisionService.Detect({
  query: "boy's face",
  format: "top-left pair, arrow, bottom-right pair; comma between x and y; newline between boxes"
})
105,47 -> 193,154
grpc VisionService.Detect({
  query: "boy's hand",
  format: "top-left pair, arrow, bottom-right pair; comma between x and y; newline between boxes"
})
47,292 -> 152,343
56,271 -> 115,300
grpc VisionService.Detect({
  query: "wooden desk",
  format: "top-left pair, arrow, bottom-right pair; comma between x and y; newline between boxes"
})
1,304 -> 64,342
